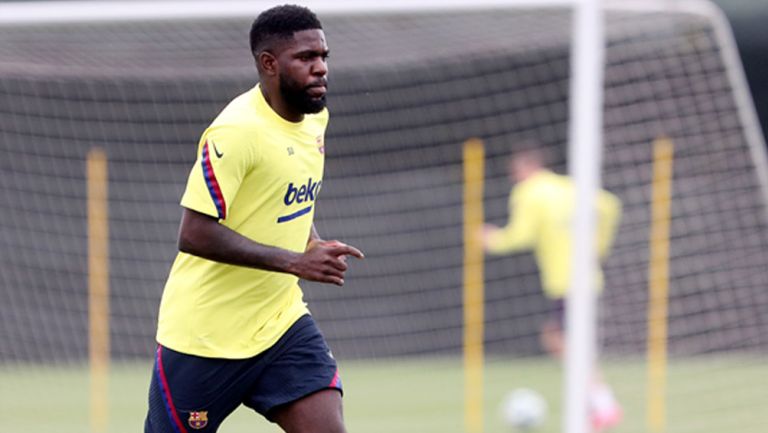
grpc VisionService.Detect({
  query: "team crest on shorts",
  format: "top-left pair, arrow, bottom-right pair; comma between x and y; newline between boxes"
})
188,411 -> 208,430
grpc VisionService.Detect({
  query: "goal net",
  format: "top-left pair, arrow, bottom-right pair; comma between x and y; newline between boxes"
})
1,1 -> 766,432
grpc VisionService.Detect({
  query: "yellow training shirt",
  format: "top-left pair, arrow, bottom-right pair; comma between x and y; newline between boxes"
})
156,85 -> 328,358
486,170 -> 621,299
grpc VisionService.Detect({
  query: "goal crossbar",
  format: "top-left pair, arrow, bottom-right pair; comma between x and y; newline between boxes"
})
0,0 -> 733,25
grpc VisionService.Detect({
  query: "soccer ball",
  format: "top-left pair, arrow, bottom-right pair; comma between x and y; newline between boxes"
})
500,388 -> 547,431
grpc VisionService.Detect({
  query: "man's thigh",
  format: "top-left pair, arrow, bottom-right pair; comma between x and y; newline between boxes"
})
271,389 -> 345,433
144,345 -> 256,433
244,315 -> 343,419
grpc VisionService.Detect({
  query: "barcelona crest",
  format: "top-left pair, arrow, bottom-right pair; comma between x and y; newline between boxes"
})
188,411 -> 208,430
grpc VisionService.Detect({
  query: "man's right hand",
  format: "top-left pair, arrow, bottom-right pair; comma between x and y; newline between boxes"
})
481,223 -> 501,250
289,240 -> 364,286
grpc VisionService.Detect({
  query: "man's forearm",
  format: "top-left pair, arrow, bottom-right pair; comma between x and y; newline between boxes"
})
307,223 -> 322,246
177,208 -> 362,286
178,208 -> 301,274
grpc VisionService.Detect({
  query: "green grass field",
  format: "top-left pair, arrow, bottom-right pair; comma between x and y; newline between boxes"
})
1,356 -> 766,433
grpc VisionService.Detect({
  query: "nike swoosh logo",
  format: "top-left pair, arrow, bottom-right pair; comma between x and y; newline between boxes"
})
212,142 -> 224,158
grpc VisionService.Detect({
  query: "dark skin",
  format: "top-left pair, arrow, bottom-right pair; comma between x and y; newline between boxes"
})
178,210 -> 361,286
178,29 -> 358,433
257,28 -> 330,122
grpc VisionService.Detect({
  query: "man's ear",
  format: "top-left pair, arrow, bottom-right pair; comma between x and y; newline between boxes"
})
258,51 -> 278,77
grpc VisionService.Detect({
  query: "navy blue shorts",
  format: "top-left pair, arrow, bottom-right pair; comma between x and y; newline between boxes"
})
549,299 -> 566,328
144,315 -> 341,433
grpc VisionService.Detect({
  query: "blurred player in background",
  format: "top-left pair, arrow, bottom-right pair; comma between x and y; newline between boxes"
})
482,146 -> 622,432
144,5 -> 363,433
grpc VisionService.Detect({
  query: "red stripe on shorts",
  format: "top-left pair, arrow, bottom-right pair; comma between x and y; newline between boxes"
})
156,346 -> 189,433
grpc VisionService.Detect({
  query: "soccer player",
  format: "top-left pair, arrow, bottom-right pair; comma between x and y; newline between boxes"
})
482,146 -> 623,432
144,5 -> 363,433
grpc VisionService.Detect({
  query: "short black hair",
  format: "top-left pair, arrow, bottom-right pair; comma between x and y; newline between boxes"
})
249,5 -> 323,57
511,139 -> 553,168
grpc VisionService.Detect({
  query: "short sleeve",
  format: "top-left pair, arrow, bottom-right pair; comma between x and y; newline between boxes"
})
486,185 -> 539,254
180,125 -> 256,220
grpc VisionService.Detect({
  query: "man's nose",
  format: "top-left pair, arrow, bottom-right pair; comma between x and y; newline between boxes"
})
313,59 -> 328,76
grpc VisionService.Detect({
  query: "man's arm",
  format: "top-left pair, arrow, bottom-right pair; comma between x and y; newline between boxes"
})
482,188 -> 537,254
597,191 -> 622,259
178,208 -> 363,286
307,223 -> 322,246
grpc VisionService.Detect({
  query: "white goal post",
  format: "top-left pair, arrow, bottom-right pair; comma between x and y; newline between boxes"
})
0,2 -> 766,433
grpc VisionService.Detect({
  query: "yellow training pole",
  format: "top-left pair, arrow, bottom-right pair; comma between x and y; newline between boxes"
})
646,137 -> 673,433
87,148 -> 110,433
463,138 -> 485,433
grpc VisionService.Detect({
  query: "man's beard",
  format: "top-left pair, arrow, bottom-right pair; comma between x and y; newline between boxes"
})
279,73 -> 327,114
